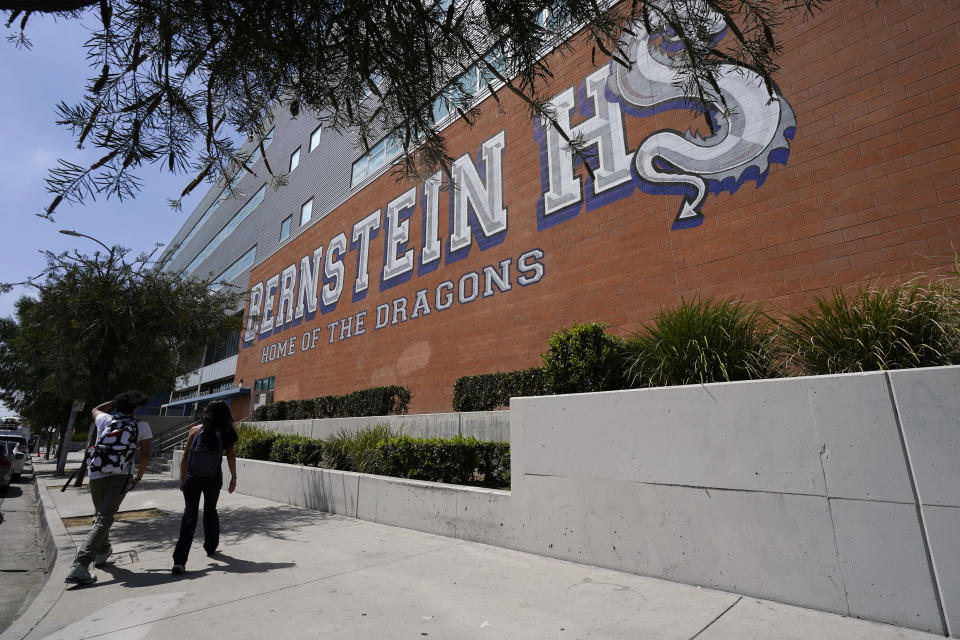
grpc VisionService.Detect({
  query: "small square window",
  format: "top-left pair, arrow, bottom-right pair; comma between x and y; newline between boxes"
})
289,147 -> 300,172
310,126 -> 322,152
300,198 -> 313,226
280,216 -> 292,242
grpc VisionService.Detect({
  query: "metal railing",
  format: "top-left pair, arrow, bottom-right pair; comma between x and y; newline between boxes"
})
147,418 -> 197,473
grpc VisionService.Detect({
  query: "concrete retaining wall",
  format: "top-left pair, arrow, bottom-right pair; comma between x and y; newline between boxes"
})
243,410 -> 510,442
510,365 -> 959,637
171,451 -> 510,545
176,365 -> 960,636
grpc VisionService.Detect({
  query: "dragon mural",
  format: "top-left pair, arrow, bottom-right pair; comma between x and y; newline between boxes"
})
607,5 -> 796,227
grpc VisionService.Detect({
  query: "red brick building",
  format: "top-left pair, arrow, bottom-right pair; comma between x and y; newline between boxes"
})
236,0 -> 960,414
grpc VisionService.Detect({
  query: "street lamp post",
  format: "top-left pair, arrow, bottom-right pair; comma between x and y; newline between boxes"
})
58,229 -> 112,253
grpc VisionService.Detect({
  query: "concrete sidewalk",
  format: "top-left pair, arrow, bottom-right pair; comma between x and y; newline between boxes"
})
3,461 -> 944,640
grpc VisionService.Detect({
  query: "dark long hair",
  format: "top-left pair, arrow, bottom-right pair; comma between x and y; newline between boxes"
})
199,400 -> 238,451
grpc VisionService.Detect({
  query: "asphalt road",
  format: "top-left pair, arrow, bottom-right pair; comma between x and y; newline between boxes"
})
0,459 -> 48,633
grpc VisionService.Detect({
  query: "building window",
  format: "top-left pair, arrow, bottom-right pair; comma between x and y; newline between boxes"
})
185,184 -> 266,275
254,376 -> 275,392
280,216 -> 292,242
351,135 -> 402,187
166,128 -> 275,268
289,147 -> 300,172
300,198 -> 313,226
211,245 -> 257,291
310,126 -> 322,152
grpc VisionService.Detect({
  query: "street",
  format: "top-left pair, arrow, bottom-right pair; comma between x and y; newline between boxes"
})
0,457 -> 47,631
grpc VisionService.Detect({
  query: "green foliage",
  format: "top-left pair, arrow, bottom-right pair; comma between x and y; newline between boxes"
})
15,0 -> 823,223
478,441 -> 511,487
234,429 -> 278,461
268,434 -> 321,465
626,297 -> 778,387
452,367 -> 549,411
378,435 -> 509,488
322,425 -> 393,474
253,385 -> 411,421
778,280 -> 960,375
71,430 -> 90,442
0,246 -> 242,428
233,425 -> 509,488
542,322 -> 626,394
342,386 -> 412,417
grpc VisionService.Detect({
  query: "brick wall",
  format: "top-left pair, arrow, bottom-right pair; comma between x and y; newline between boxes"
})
237,0 -> 960,414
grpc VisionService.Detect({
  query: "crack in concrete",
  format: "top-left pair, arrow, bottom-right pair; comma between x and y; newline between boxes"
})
688,596 -> 742,639
636,480 -> 916,505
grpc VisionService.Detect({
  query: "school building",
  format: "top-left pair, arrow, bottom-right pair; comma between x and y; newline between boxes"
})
161,0 -> 960,417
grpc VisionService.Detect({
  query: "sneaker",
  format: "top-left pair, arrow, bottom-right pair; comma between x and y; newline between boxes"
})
64,564 -> 97,585
94,545 -> 112,567
171,564 -> 185,575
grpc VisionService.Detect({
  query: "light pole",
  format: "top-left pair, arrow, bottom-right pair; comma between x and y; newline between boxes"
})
58,229 -> 112,253
55,229 -> 111,476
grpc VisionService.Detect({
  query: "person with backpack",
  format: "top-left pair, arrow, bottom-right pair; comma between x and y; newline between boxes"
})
65,390 -> 152,585
172,400 -> 238,574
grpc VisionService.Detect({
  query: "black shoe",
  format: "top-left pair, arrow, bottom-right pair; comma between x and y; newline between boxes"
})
205,549 -> 218,558
171,564 -> 185,575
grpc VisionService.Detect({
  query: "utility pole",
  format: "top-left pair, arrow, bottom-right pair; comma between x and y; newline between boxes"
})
56,399 -> 84,475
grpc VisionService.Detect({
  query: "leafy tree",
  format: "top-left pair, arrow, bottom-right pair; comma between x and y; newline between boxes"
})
0,244 -> 243,431
2,0 -> 827,219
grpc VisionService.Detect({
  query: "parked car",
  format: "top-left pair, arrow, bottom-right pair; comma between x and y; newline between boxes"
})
0,441 -> 13,491
0,432 -> 29,481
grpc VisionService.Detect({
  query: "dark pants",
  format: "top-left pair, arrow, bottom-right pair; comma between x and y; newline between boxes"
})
173,474 -> 222,565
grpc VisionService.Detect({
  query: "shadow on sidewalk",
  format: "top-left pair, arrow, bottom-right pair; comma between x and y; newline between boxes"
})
99,503 -> 344,557
93,553 -> 296,589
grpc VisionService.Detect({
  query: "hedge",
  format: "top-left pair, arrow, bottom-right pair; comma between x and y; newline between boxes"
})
253,385 -> 411,421
452,367 -> 549,411
234,427 -> 509,489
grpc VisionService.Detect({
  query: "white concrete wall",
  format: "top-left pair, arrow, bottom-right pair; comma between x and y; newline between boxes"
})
177,365 -> 960,636
510,365 -> 959,637
244,410 -> 510,442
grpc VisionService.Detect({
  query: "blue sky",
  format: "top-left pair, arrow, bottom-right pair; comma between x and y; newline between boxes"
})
0,13 -> 206,413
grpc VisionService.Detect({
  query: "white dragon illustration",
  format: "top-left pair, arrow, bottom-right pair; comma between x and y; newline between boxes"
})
607,3 -> 796,227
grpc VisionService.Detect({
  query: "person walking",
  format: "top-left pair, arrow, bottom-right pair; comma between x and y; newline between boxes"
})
65,391 -> 152,585
172,400 -> 238,574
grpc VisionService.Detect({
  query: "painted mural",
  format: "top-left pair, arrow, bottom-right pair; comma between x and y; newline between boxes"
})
243,12 -> 796,361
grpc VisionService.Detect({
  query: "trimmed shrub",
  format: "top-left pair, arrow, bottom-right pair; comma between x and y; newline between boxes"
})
542,322 -> 626,394
478,442 -> 510,487
342,386 -> 411,417
235,429 -> 278,460
625,297 -> 778,387
234,425 -> 510,489
378,435 -> 510,488
285,399 -> 315,420
268,434 -> 320,465
778,281 -> 960,375
298,438 -> 325,467
253,385 -> 411,422
453,368 -> 550,411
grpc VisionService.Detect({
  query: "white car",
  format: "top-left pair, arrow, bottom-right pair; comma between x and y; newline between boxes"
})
0,432 -> 29,481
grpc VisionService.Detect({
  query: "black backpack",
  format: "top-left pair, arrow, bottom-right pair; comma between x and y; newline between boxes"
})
87,414 -> 140,475
188,428 -> 224,478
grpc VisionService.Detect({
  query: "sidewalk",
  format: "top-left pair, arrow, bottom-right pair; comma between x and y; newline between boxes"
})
3,459 -> 945,640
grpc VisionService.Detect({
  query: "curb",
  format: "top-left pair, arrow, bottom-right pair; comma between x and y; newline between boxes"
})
0,475 -> 77,640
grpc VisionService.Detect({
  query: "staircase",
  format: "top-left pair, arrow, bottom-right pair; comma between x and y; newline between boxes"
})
147,418 -> 196,475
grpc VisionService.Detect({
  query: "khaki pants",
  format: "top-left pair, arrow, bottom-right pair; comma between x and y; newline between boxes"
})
74,474 -> 129,567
